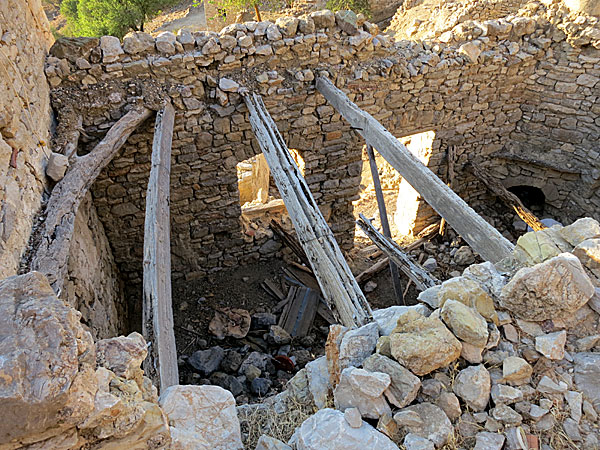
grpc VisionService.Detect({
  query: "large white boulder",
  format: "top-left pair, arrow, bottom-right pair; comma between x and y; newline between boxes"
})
338,322 -> 379,369
294,408 -> 399,450
500,253 -> 595,321
159,385 -> 242,450
334,367 -> 391,419
373,305 -> 429,336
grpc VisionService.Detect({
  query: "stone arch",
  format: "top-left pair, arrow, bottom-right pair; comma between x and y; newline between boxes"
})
501,176 -> 560,205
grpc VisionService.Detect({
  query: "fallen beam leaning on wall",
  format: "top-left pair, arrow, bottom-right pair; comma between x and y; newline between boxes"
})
316,77 -> 515,264
467,161 -> 546,231
31,106 -> 153,294
142,102 -> 179,391
357,214 -> 438,291
244,93 -> 372,328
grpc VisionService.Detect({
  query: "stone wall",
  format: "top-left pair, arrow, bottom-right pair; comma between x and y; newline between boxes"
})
66,192 -> 127,339
0,0 -> 53,279
45,3 -> 600,301
0,0 -> 126,340
505,3 -> 600,222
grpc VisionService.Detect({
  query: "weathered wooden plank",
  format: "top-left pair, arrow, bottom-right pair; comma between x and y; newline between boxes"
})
142,102 -> 178,392
31,107 -> 153,294
366,144 -> 404,303
271,219 -> 310,268
316,77 -> 515,264
279,286 -> 319,337
244,93 -> 372,328
468,161 -> 546,231
357,214 -> 439,292
355,257 -> 390,284
439,145 -> 456,236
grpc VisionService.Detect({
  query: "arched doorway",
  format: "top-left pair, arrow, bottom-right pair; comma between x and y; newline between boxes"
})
508,185 -> 546,216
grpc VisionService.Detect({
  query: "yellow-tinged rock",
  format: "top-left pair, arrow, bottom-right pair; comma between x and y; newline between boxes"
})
560,218 -> 600,247
441,299 -> 489,347
513,229 -> 569,266
390,309 -> 461,376
502,357 -> 533,386
376,335 -> 392,358
437,277 -> 498,324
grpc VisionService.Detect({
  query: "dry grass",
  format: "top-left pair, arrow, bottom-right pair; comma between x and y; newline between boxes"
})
239,394 -> 318,449
545,402 -> 580,450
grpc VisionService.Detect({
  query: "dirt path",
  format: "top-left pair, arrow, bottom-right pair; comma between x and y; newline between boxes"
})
146,1 -> 207,34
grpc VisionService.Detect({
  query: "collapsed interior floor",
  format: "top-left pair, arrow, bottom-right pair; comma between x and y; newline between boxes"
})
166,178 -> 541,404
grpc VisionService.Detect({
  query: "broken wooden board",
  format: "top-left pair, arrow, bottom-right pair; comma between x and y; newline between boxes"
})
271,219 -> 311,268
261,279 -> 286,301
316,77 -> 515,264
244,93 -> 372,328
241,199 -> 286,218
357,214 -> 439,292
468,161 -> 546,231
142,102 -> 178,392
279,286 -> 319,337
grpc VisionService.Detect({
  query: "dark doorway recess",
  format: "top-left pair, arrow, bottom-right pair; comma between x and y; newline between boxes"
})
508,185 -> 546,215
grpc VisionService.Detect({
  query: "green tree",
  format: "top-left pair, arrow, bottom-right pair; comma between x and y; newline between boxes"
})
61,0 -> 178,38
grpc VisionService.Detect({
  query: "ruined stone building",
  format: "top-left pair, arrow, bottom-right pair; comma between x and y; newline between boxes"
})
1,0 -> 600,448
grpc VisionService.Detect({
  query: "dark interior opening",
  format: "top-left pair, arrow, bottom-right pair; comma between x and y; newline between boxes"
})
508,185 -> 546,215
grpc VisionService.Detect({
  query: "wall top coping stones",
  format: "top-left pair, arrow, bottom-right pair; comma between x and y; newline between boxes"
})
45,3 -> 600,91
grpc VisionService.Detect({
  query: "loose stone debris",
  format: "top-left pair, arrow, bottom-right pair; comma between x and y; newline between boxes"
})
236,218 -> 600,449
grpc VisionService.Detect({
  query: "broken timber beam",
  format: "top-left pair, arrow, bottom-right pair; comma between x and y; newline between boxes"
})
31,106 -> 153,294
244,93 -> 372,328
142,102 -> 178,391
316,77 -> 515,264
467,161 -> 547,232
357,214 -> 438,291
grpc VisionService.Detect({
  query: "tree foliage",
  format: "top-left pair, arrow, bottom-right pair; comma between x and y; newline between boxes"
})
325,0 -> 371,17
61,0 -> 179,38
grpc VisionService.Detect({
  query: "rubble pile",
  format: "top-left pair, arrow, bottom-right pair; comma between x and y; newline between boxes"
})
179,309 -> 327,404
245,218 -> 600,449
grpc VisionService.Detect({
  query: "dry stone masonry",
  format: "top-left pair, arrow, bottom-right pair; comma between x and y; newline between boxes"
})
43,0 -> 600,311
2,0 -> 600,449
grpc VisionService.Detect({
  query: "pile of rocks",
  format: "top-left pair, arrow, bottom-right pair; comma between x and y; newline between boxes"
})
180,311 -> 326,404
245,217 -> 600,449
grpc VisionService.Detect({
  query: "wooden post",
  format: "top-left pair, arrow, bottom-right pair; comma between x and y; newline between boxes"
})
439,145 -> 456,237
357,214 -> 438,292
366,144 -> 404,304
31,106 -> 153,294
142,102 -> 178,391
316,77 -> 514,264
244,93 -> 372,328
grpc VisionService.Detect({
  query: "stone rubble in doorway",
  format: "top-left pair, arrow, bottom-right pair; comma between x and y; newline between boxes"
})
245,218 -> 600,449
